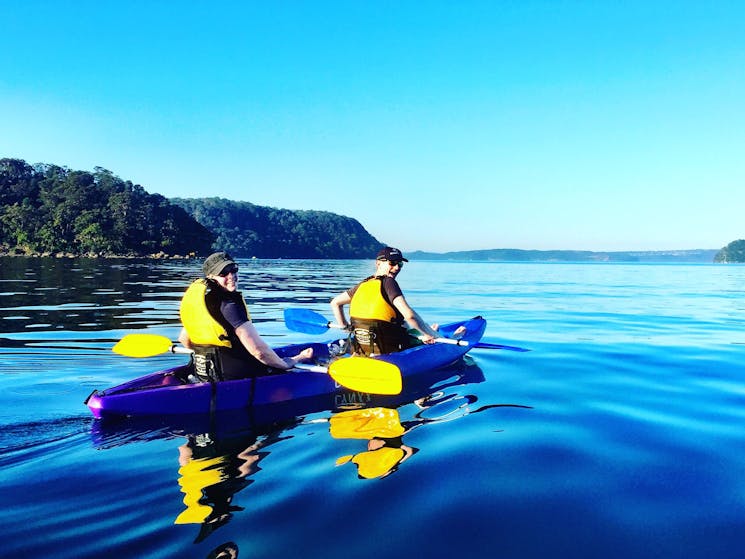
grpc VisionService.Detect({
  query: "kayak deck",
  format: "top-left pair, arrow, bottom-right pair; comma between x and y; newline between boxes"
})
86,317 -> 486,419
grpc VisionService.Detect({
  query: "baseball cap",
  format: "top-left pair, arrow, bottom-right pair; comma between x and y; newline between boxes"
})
376,247 -> 408,262
203,251 -> 237,277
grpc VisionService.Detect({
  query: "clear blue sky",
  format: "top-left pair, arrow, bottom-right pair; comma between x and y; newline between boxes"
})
2,1 -> 743,252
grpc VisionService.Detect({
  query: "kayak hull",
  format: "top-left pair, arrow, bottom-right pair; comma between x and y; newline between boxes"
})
86,317 -> 486,419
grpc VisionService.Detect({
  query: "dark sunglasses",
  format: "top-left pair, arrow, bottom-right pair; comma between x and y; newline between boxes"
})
218,265 -> 239,277
387,260 -> 404,267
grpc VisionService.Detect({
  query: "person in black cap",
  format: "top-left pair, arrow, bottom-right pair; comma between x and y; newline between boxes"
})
329,247 -> 440,356
178,251 -> 313,381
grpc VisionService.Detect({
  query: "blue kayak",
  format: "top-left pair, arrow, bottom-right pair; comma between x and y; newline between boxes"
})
85,317 -> 486,419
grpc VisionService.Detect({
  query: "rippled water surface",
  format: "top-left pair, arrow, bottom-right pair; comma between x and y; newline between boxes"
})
2,257 -> 745,558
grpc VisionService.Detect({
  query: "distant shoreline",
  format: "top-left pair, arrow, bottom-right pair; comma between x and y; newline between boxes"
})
0,247 -> 721,263
407,248 -> 720,264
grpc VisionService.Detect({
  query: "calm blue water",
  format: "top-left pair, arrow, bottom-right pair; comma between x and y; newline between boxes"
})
2,257 -> 745,559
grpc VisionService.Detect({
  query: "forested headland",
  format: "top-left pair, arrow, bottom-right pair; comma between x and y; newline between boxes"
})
0,158 -> 382,259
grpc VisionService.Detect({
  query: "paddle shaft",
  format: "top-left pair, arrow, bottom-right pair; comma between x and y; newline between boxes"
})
295,312 -> 458,345
325,320 -> 458,345
426,338 -> 529,351
432,337 -> 468,346
115,334 -> 362,374
114,333 -> 402,395
168,345 -> 328,373
284,308 -> 529,352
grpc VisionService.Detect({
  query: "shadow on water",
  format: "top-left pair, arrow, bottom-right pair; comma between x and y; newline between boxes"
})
89,358 -> 532,548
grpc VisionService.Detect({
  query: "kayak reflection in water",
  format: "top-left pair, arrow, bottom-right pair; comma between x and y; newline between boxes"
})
174,428 -> 291,543
178,251 -> 313,382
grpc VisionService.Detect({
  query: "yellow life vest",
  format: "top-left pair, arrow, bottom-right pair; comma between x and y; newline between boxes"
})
179,279 -> 251,348
349,278 -> 397,322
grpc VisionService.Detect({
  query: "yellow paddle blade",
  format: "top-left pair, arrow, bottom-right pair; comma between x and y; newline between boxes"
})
335,455 -> 353,466
112,333 -> 175,358
328,357 -> 402,395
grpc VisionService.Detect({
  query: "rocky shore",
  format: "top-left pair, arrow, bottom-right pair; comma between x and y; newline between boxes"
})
0,248 -> 197,259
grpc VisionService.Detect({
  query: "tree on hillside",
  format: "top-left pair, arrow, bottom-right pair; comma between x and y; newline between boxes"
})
714,240 -> 745,263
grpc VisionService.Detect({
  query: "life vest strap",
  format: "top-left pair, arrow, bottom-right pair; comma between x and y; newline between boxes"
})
191,346 -> 224,382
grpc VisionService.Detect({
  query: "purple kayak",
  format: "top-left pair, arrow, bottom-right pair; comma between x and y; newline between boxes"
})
85,317 -> 486,419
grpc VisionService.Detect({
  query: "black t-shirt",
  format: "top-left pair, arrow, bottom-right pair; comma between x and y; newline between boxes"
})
205,288 -> 250,335
219,293 -> 250,330
205,287 -> 268,379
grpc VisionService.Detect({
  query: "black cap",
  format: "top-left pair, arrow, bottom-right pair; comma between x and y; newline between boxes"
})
376,247 -> 408,262
203,251 -> 237,277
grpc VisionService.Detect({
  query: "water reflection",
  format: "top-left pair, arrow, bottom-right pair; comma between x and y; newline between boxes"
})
206,541 -> 239,559
330,395 -> 532,479
0,256 -> 366,334
0,256 -> 196,333
330,407 -> 416,479
87,358 -> 531,550
174,424 -> 296,544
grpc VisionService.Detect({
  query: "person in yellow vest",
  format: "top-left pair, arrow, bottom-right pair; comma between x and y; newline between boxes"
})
178,251 -> 312,381
329,247 -> 440,356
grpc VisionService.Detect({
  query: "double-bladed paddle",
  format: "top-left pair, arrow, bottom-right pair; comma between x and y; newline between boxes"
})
112,333 -> 402,395
283,308 -> 530,352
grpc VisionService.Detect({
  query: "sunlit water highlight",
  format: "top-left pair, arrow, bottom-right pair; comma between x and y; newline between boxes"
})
1,257 -> 745,558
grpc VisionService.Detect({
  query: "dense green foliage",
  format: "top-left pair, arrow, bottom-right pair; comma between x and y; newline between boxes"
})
1,158 -> 383,259
172,197 -> 382,258
714,240 -> 745,263
0,158 -> 214,256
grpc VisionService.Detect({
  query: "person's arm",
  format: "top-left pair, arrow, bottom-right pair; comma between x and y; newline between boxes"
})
234,321 -> 310,369
391,295 -> 439,342
330,290 -> 352,329
178,327 -> 193,349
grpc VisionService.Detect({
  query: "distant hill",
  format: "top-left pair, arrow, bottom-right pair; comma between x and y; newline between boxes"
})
171,197 -> 382,259
408,248 -> 720,263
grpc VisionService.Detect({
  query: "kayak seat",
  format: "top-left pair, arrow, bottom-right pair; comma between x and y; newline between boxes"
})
161,372 -> 188,386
